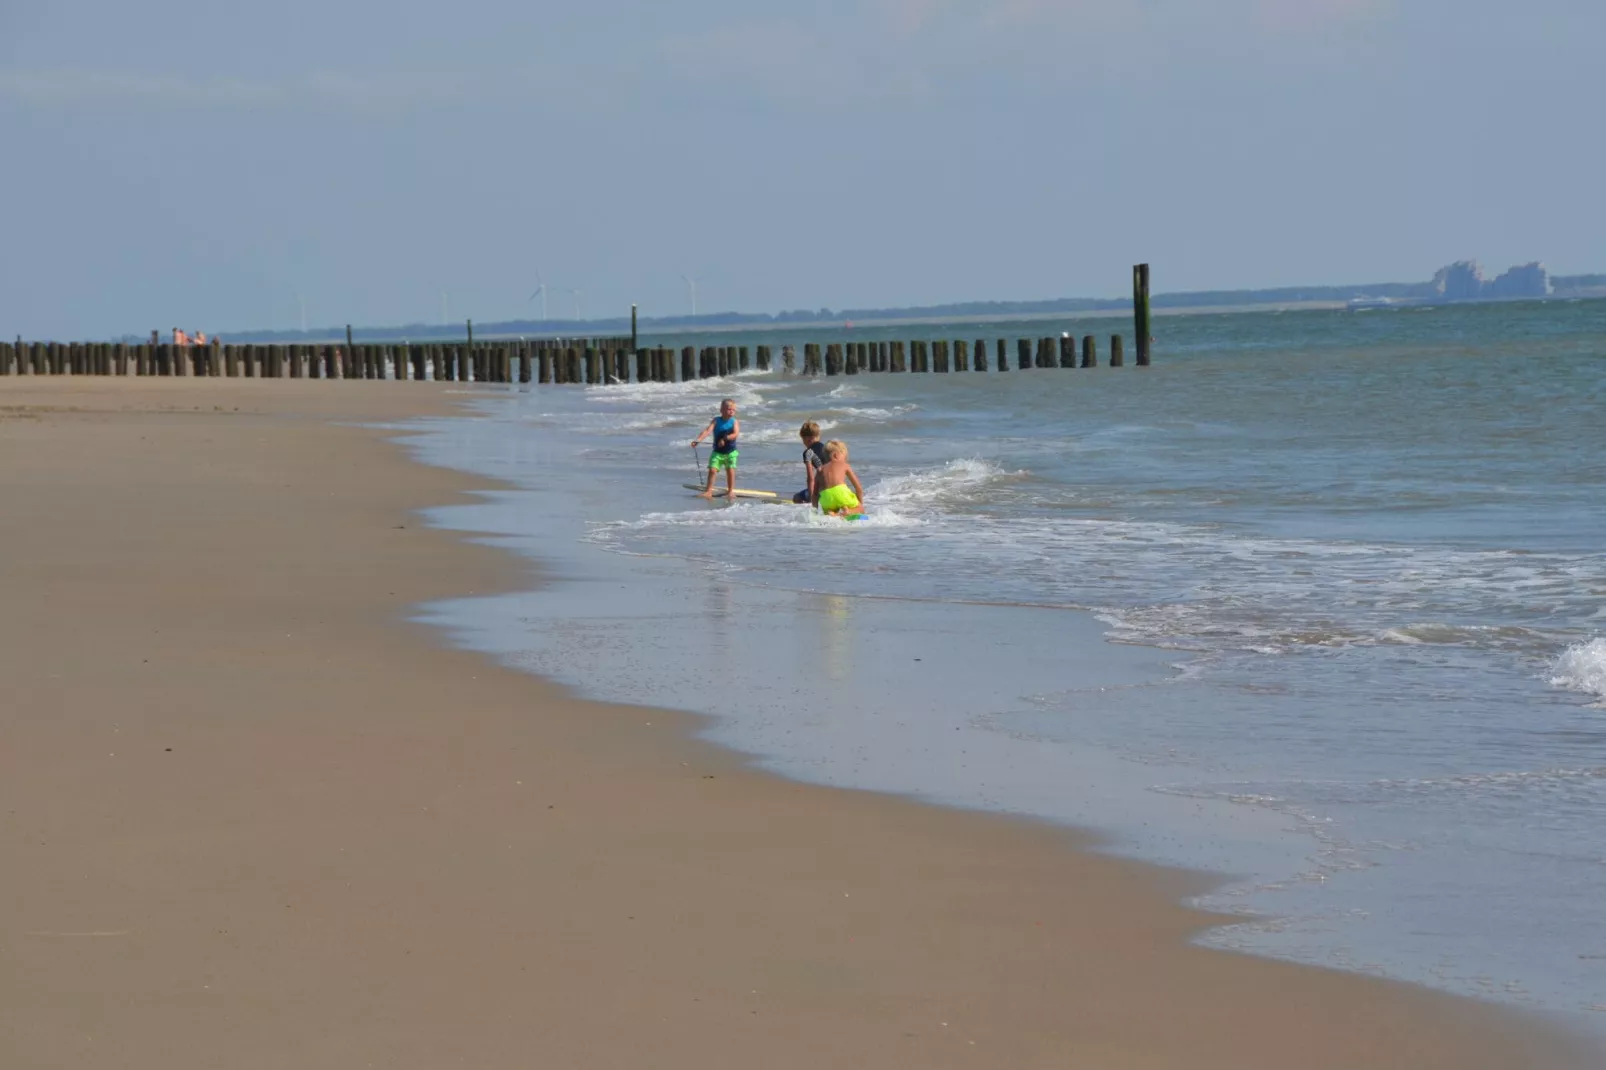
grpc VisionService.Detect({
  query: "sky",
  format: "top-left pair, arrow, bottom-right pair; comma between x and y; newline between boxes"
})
2,0 -> 1602,339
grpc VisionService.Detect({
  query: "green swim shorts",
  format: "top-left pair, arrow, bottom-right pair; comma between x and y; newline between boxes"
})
817,484 -> 861,514
709,450 -> 738,471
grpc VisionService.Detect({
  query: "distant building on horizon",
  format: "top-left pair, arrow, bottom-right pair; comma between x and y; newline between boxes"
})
1484,262 -> 1550,299
1430,260 -> 1549,301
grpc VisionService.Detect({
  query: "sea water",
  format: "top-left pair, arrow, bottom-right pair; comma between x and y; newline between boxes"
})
403,299 -> 1606,1029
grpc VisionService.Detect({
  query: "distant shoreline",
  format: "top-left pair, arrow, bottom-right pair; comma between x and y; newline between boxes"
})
197,291 -> 1606,346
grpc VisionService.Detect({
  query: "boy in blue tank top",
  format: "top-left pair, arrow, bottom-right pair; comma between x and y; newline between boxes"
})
691,398 -> 741,499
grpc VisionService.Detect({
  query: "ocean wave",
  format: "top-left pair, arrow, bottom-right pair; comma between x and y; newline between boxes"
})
594,499 -> 921,541
1550,638 -> 1606,703
740,420 -> 839,445
871,458 -> 1023,507
831,405 -> 919,420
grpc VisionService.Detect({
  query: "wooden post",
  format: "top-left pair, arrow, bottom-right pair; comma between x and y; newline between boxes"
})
845,344 -> 860,375
1016,338 -> 1031,371
538,347 -> 553,384
890,341 -> 907,372
932,340 -> 949,373
0,342 -> 11,375
973,338 -> 988,372
1134,264 -> 1151,366
995,339 -> 1008,372
631,304 -> 638,353
633,347 -> 648,384
756,345 -> 771,371
1059,335 -> 1075,368
823,343 -> 840,376
681,346 -> 695,381
1110,335 -> 1125,366
1082,335 -> 1097,368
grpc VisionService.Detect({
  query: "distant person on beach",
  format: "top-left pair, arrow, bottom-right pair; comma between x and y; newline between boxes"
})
690,398 -> 740,499
793,420 -> 829,504
814,440 -> 865,517
173,328 -> 188,346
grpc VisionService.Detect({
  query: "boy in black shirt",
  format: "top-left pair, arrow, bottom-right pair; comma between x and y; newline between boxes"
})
792,421 -> 829,504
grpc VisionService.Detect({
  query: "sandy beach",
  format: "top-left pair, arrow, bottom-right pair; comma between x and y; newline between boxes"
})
0,378 -> 1593,1069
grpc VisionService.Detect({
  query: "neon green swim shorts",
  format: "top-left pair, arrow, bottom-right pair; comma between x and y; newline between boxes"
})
817,484 -> 860,514
709,450 -> 738,471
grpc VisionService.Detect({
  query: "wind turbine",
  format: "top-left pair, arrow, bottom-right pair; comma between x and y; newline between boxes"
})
680,274 -> 698,318
525,270 -> 548,321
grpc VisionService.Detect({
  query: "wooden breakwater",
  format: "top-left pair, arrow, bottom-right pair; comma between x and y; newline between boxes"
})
2,264 -> 1155,384
0,331 -> 1150,384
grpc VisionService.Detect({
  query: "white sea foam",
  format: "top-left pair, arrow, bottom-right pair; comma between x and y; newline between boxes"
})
831,404 -> 919,420
871,457 -> 1020,507
739,420 -> 839,445
1550,638 -> 1606,703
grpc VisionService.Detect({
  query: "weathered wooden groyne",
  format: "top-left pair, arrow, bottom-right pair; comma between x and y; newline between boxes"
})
0,332 -> 1150,384
2,263 -> 1156,384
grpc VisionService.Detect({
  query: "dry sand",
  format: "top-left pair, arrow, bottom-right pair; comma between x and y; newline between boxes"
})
0,379 -> 1594,1069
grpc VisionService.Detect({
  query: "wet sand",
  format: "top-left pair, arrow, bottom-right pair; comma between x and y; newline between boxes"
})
0,378 -> 1593,1069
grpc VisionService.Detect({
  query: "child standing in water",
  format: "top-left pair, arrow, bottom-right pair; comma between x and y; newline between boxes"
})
690,398 -> 740,499
814,440 -> 865,517
793,421 -> 830,504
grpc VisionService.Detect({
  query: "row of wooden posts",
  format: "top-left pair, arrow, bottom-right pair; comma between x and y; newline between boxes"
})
2,265 -> 1156,383
0,332 -> 1149,383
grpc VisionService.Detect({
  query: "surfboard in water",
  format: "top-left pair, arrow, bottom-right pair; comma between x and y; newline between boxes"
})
683,484 -> 786,501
